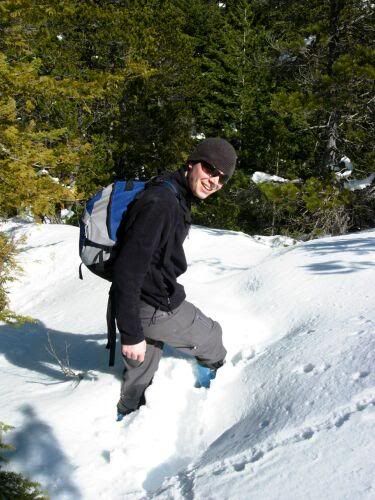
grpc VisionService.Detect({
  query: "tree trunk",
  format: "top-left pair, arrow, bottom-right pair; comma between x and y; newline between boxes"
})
325,0 -> 345,170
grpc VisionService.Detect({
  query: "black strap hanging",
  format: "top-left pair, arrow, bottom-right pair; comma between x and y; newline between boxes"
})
106,287 -> 117,367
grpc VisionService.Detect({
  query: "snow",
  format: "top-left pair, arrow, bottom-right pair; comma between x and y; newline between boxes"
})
60,208 -> 74,220
335,156 -> 354,179
191,132 -> 206,140
345,173 -> 375,191
252,171 -> 289,184
1,220 -> 374,499
304,35 -> 316,47
36,168 -> 49,176
340,156 -> 353,171
251,162 -> 374,192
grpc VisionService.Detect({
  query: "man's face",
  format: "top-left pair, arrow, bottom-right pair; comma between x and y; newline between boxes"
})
187,162 -> 225,199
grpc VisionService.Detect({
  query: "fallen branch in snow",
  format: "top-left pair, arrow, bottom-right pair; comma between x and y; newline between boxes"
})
45,332 -> 85,382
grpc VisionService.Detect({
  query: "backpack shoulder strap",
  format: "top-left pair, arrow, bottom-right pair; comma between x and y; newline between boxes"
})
106,286 -> 116,367
161,179 -> 178,197
146,177 -> 185,208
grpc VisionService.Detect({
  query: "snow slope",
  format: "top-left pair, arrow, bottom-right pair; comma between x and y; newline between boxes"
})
0,221 -> 374,500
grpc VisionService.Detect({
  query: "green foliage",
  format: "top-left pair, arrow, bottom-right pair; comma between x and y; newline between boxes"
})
350,186 -> 375,232
260,183 -> 300,211
113,0 -> 202,179
0,471 -> 47,500
0,50 -> 81,219
0,0 -> 149,217
302,177 -> 351,212
0,422 -> 14,461
0,232 -> 34,324
258,176 -> 353,237
0,232 -> 20,322
0,422 -> 47,499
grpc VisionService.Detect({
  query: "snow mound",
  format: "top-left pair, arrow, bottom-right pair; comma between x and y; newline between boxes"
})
1,222 -> 374,499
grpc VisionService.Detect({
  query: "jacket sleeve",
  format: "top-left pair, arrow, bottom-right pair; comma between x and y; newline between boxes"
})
112,196 -> 172,345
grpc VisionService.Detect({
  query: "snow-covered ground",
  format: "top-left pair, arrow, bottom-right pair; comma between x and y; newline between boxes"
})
1,221 -> 374,500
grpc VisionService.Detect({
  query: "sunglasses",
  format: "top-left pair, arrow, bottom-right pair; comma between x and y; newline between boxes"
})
201,162 -> 230,184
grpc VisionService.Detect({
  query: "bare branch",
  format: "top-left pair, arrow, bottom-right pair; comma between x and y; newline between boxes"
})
45,332 -> 85,382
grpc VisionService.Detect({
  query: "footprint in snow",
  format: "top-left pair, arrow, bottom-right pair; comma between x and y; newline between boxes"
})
231,347 -> 256,365
303,363 -> 315,373
352,371 -> 370,381
334,413 -> 350,428
259,419 -> 270,429
101,450 -> 111,463
293,363 -> 315,374
301,428 -> 314,440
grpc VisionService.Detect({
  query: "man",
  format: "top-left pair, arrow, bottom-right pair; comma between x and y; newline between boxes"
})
112,137 -> 237,419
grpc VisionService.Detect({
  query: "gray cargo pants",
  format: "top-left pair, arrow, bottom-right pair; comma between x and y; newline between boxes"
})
117,300 -> 226,413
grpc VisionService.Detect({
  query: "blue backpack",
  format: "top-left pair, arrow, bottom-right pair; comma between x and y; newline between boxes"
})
79,179 -> 177,281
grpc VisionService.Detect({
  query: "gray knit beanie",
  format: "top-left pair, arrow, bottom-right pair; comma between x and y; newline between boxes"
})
188,138 -> 237,178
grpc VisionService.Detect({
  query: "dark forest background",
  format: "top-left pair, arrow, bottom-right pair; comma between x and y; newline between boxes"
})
0,0 -> 374,318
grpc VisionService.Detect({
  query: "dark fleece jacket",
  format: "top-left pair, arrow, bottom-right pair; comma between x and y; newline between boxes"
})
112,168 -> 192,345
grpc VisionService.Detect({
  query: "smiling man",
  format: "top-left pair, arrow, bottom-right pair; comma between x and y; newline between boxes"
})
112,137 -> 237,420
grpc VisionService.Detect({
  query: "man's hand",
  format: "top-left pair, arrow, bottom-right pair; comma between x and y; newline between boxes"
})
122,340 -> 147,363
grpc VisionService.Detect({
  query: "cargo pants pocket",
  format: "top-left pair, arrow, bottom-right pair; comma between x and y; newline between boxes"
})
188,306 -> 226,367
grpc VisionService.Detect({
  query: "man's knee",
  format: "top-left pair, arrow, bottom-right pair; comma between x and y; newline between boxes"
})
212,320 -> 226,355
195,318 -> 226,367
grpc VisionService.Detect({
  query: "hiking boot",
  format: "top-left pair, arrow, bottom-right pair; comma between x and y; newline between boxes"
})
116,406 -> 135,422
195,364 -> 217,388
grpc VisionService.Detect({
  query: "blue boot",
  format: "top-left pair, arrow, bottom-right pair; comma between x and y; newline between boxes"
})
116,405 -> 136,422
195,364 -> 217,388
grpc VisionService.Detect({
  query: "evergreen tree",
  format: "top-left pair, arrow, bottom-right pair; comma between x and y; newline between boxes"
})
0,0 -> 373,237
0,51 -> 80,219
256,0 -> 374,178
0,0 -> 150,213
240,0 -> 374,236
113,0 -> 203,179
0,232 -> 19,323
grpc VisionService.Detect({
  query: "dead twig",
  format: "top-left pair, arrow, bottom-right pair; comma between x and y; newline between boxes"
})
45,332 -> 85,382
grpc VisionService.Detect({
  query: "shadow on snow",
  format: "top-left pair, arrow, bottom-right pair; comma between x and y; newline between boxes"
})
188,257 -> 249,274
300,235 -> 375,275
8,404 -> 81,499
0,320 -> 123,382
